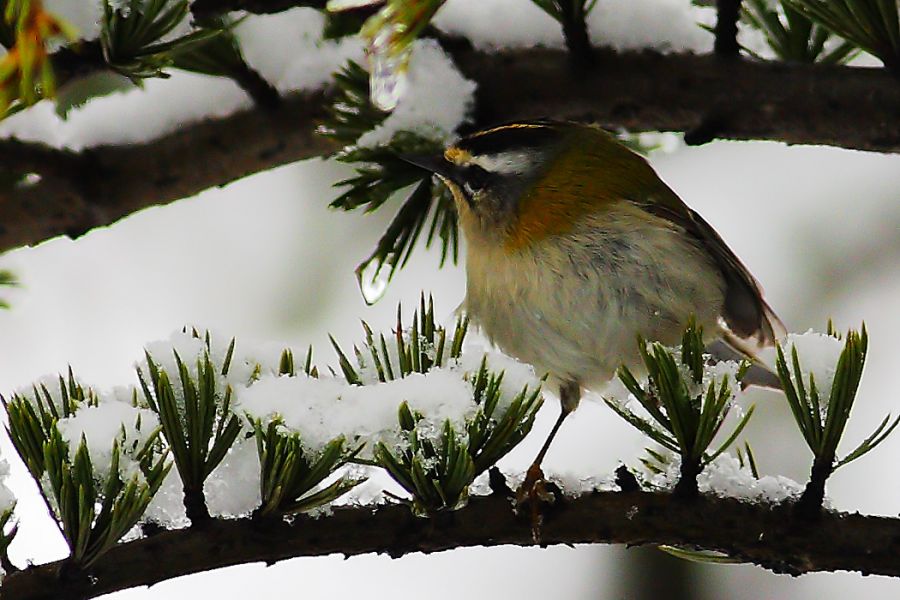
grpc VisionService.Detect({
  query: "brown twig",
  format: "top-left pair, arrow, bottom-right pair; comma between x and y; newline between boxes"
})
558,1 -> 595,67
226,61 -> 283,109
794,457 -> 834,520
714,0 -> 743,57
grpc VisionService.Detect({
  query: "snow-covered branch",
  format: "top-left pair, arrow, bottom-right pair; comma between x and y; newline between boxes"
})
3,47 -> 899,255
1,322 -> 895,598
0,89 -> 339,253
5,488 -> 900,600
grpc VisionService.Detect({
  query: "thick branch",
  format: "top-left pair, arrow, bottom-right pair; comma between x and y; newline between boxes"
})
0,90 -> 339,252
458,47 -> 900,150
4,490 -> 900,599
4,48 -> 900,254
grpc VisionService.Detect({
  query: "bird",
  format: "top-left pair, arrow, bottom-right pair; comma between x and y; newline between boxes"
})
401,119 -> 784,510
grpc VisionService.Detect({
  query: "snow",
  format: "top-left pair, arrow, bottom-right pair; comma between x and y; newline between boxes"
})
236,9 -> 365,94
434,0 -> 714,53
589,0 -> 713,53
457,344 -> 543,413
6,375 -> 168,528
142,467 -> 189,528
0,72 -> 251,149
335,465 -> 391,506
356,39 -> 476,147
238,368 -> 478,459
8,372 -> 81,415
701,358 -> 743,402
433,0 -> 559,50
0,456 -> 14,514
468,470 -> 494,496
759,330 -> 846,399
644,452 -> 805,504
551,471 -> 619,498
44,0 -> 103,42
141,330 -> 211,382
204,438 -> 262,518
699,454 -> 804,504
142,327 -> 310,386
225,340 -> 299,386
56,394 -> 159,480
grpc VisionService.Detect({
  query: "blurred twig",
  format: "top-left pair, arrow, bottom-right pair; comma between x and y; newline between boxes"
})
4,49 -> 900,254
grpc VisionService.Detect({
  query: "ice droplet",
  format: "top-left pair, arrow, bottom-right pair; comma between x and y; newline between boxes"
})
368,47 -> 410,111
365,15 -> 411,111
356,261 -> 391,305
326,0 -> 382,10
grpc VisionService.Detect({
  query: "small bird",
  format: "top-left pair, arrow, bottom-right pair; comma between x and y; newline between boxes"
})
403,120 -> 784,504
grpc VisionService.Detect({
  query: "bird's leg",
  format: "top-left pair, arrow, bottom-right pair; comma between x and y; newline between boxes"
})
526,404 -> 572,480
516,380 -> 580,540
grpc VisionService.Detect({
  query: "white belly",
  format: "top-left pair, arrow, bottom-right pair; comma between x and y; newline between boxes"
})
463,208 -> 725,389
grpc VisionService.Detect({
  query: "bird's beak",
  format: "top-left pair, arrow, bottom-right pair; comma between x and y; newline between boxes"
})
398,153 -> 462,184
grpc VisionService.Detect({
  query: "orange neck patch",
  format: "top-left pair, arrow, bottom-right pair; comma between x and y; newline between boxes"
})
503,135 -> 660,252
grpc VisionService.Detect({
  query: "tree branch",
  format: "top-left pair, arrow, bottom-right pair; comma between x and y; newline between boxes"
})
4,48 -> 900,254
223,60 -> 283,109
4,489 -> 900,599
0,90 -> 338,252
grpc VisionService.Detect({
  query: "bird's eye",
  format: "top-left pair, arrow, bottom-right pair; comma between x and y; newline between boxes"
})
459,165 -> 491,201
463,164 -> 491,190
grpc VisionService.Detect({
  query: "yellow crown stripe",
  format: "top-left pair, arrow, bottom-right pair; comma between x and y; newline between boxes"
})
467,122 -> 551,139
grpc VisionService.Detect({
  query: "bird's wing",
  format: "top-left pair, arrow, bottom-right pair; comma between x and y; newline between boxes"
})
635,190 -> 786,347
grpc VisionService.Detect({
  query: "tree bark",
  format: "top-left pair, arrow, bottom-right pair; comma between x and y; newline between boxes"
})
5,490 -> 900,599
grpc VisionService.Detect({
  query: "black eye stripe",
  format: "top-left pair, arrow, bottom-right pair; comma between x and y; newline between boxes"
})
461,164 -> 494,189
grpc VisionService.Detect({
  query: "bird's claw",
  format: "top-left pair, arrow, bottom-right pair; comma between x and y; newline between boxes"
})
515,463 -> 557,542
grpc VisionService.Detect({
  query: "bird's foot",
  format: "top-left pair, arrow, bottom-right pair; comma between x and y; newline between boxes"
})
515,463 -> 557,542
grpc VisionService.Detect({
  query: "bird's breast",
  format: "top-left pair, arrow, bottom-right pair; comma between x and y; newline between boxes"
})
462,206 -> 726,388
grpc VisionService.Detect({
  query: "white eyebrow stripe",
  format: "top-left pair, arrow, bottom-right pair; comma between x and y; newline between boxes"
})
468,151 -> 537,174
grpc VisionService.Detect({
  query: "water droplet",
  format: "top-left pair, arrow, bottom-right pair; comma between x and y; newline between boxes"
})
356,260 -> 392,305
369,47 -> 410,111
326,0 -> 381,11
